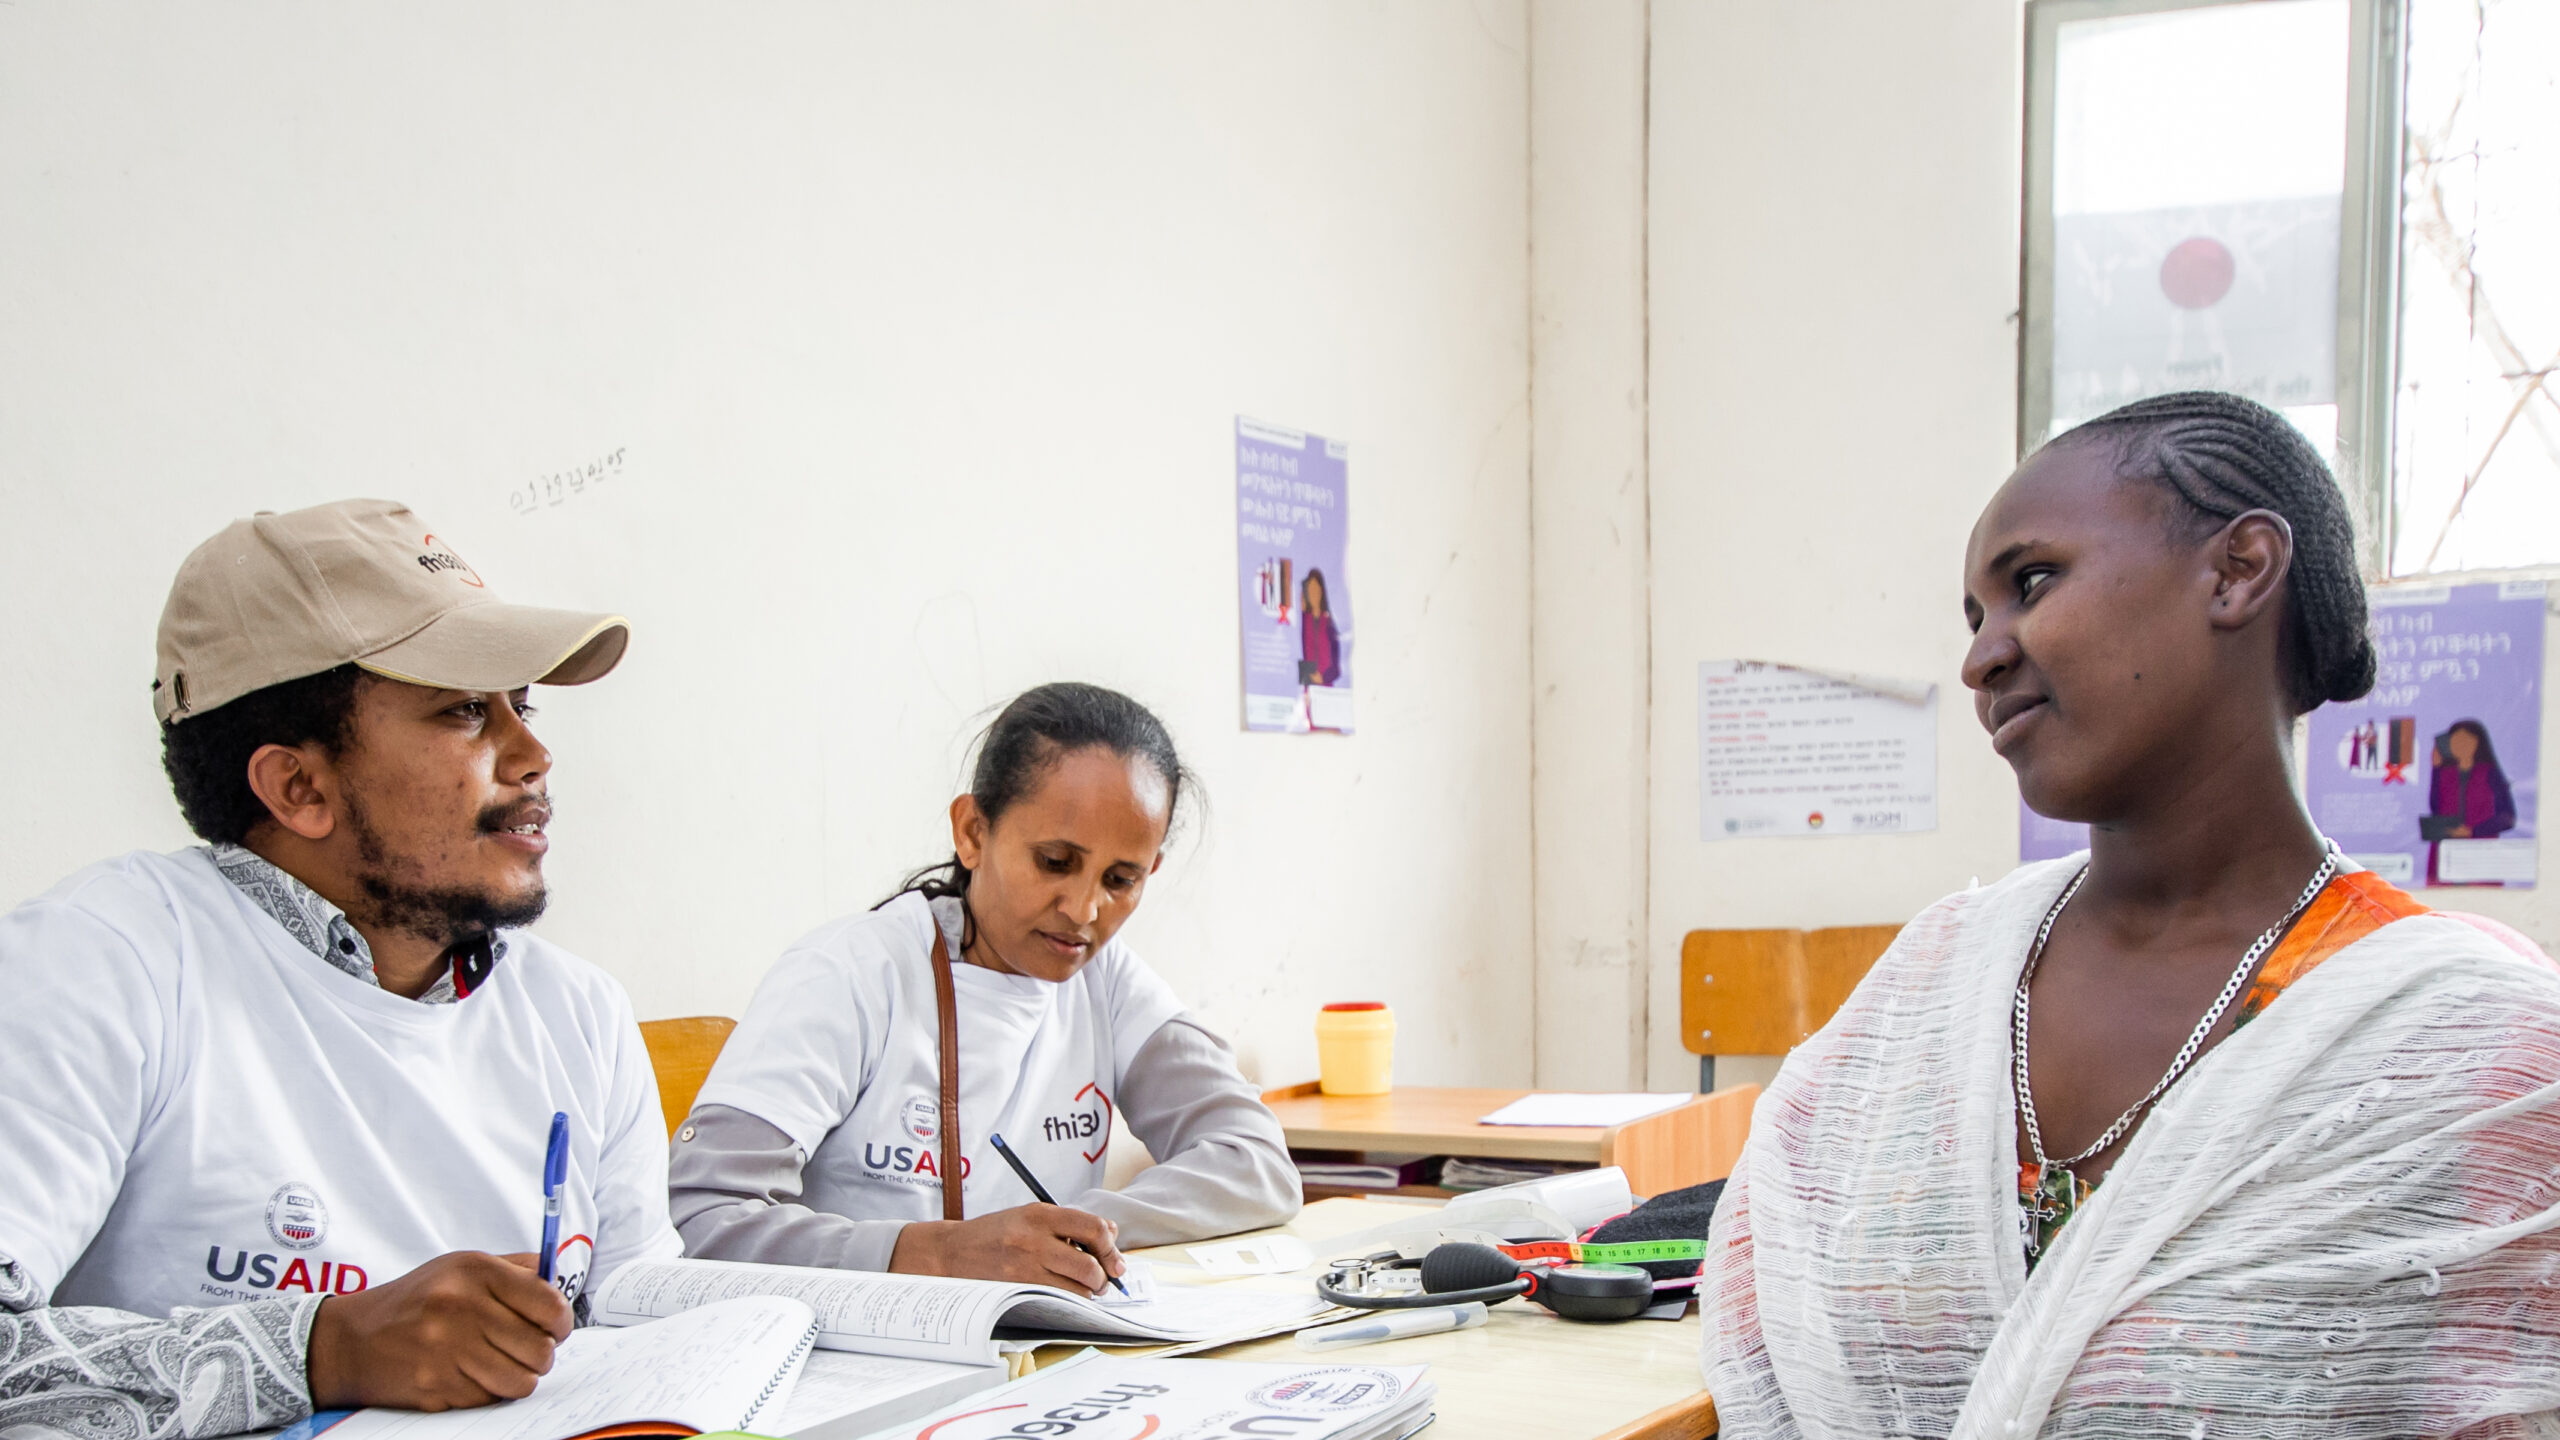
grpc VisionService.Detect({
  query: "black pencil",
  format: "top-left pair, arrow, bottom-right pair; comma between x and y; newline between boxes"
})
987,1131 -> 1131,1296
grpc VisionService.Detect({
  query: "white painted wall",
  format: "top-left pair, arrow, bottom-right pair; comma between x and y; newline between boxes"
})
0,2 -> 1536,1091
1528,0 -> 1653,1089
1643,0 -> 2034,1090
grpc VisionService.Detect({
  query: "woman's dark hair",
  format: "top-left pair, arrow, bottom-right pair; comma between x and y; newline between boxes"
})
1303,568 -> 1330,615
2057,390 -> 2376,714
2441,718 -> 2505,777
160,663 -> 369,844
884,682 -> 1195,908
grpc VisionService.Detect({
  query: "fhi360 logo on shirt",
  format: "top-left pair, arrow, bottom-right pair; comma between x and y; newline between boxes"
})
1039,1083 -> 1115,1163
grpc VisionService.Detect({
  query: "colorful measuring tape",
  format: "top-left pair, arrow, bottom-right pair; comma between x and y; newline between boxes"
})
1497,1238 -> 1707,1266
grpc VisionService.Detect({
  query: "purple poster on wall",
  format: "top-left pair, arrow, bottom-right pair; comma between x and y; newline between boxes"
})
2306,581 -> 2543,888
2020,801 -> 2091,864
1236,417 -> 1353,734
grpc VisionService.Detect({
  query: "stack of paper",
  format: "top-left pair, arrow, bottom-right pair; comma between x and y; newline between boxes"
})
1439,1157 -> 1576,1191
1294,1155 -> 1436,1190
871,1349 -> 1434,1440
778,1351 -> 1007,1439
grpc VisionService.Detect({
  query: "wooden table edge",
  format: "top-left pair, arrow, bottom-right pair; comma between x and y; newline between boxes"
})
1589,1389 -> 1718,1440
1260,1084 -> 1758,1195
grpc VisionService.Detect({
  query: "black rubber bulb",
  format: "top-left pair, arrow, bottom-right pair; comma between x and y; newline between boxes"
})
1419,1242 -> 1525,1297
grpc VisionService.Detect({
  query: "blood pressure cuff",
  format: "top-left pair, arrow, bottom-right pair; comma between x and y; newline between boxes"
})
1587,1179 -> 1726,1281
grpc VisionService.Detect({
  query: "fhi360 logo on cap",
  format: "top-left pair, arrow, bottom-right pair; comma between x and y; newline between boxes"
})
415,535 -> 485,588
266,1183 -> 330,1250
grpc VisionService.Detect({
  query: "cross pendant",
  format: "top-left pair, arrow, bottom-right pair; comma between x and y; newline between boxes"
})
2021,1164 -> 2069,1259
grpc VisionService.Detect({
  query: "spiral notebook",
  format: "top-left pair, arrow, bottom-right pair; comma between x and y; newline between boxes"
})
316,1296 -> 818,1440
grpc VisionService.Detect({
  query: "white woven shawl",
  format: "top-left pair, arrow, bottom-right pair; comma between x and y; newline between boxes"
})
1704,858 -> 2560,1439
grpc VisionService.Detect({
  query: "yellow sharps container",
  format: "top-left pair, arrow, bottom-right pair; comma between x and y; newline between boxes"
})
1315,1001 -> 1395,1096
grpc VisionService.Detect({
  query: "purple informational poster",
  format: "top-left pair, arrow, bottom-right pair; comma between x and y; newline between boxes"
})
2020,802 -> 2091,864
2306,581 -> 2544,889
1236,417 -> 1353,734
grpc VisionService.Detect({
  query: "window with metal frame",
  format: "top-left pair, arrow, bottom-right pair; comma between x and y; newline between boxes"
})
2022,0 -> 2560,578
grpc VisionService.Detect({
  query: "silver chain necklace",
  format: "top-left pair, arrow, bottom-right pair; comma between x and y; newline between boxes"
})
2012,844 -> 2339,1249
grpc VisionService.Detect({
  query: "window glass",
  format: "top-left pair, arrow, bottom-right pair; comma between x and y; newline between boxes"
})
2391,0 -> 2560,575
2047,0 -> 2349,448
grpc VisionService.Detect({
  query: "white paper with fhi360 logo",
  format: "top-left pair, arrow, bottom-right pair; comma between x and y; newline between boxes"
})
857,1349 -> 1434,1440
1698,660 -> 1939,840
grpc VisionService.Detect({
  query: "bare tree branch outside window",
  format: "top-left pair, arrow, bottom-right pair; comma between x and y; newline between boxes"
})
2392,0 -> 2560,574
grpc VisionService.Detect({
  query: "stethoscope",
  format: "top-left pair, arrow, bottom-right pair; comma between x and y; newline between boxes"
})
1316,1241 -> 1656,1322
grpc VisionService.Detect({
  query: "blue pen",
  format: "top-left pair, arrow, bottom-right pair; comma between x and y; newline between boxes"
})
536,1111 -> 569,1283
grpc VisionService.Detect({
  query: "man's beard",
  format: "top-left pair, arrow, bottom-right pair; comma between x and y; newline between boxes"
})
344,792 -> 549,950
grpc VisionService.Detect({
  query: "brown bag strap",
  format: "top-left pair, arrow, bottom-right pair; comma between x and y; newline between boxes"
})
929,924 -> 966,1221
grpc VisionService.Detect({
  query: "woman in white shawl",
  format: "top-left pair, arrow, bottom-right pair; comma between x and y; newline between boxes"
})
1703,391 -> 2560,1438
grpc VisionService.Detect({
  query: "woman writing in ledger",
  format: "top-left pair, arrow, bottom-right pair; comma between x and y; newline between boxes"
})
1703,392 -> 2560,1434
669,684 -> 1298,1291
2427,718 -> 2518,884
1299,568 -> 1341,687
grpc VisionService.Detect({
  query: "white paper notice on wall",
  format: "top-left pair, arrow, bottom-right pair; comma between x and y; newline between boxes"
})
1699,660 -> 1938,840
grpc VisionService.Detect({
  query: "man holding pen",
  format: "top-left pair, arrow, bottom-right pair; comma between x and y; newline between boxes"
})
0,501 -> 680,1437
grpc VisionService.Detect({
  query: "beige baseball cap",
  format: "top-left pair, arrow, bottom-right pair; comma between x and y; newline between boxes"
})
154,499 -> 630,724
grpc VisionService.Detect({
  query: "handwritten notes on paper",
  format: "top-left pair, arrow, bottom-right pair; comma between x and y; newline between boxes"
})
1699,660 -> 1938,840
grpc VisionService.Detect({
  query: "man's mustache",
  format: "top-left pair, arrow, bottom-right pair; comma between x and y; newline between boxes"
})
478,796 -> 554,832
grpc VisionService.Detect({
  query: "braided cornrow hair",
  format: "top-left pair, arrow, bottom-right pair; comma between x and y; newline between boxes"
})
2056,390 -> 2376,714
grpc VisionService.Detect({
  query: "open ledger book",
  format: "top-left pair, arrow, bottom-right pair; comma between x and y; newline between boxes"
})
591,1256 -> 1328,1366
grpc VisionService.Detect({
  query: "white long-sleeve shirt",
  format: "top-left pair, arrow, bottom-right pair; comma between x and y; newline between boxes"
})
670,893 -> 1299,1270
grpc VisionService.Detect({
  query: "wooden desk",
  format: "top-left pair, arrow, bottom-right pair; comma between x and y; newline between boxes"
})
1262,1084 -> 1759,1200
1128,1197 -> 1716,1440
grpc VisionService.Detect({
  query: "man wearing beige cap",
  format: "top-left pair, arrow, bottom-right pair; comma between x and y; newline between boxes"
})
0,500 -> 680,1438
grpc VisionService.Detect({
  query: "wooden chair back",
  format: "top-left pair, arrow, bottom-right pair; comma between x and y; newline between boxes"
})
638,1015 -> 738,1137
1680,924 -> 1900,1056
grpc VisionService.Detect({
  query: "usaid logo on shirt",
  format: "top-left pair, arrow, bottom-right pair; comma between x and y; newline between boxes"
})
862,1092 -> 969,1183
901,1094 -> 939,1143
203,1182 -> 596,1306
204,1181 -> 372,1301
267,1183 -> 328,1249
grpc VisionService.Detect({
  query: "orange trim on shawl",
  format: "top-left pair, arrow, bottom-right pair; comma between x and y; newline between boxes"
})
2232,869 -> 2431,1029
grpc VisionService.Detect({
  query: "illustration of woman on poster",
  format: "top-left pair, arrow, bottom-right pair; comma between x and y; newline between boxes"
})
2426,718 -> 2519,884
1299,568 -> 1342,688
